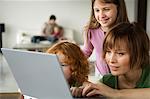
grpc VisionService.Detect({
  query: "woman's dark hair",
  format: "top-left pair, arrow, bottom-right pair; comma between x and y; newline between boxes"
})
103,22 -> 150,68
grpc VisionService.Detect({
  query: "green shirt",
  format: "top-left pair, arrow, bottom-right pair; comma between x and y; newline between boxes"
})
100,64 -> 150,89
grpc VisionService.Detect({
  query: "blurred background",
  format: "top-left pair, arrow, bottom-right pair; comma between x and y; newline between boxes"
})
0,0 -> 149,48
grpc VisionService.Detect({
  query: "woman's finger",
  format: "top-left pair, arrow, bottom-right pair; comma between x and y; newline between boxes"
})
71,87 -> 83,97
86,89 -> 99,97
82,83 -> 94,96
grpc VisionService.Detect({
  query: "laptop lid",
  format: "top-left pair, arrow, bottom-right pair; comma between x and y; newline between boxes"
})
1,48 -> 73,99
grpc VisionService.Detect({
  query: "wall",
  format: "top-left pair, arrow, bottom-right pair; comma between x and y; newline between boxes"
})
147,0 -> 150,37
0,0 -> 91,47
0,0 -> 137,48
125,0 -> 136,22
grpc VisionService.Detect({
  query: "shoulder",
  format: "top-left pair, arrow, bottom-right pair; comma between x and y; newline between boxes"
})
141,64 -> 150,87
100,74 -> 116,88
144,64 -> 150,70
88,28 -> 103,38
136,64 -> 150,88
142,64 -> 150,78
101,74 -> 116,83
44,22 -> 48,25
43,22 -> 48,27
88,28 -> 103,33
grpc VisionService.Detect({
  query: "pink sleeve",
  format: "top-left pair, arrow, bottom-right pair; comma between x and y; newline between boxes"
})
82,30 -> 94,58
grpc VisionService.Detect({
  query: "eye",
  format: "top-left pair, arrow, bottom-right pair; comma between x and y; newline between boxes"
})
105,51 -> 112,56
94,8 -> 100,12
103,8 -> 110,11
61,64 -> 68,67
117,52 -> 124,56
106,50 -> 111,54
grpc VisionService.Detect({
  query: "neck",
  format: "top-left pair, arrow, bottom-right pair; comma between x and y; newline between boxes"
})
118,68 -> 142,89
100,26 -> 109,33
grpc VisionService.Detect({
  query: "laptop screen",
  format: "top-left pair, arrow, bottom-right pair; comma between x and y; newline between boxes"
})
1,48 -> 73,99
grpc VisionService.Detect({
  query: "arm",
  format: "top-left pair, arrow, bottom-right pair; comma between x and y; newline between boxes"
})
82,82 -> 150,99
116,88 -> 150,99
82,30 -> 94,58
41,23 -> 47,36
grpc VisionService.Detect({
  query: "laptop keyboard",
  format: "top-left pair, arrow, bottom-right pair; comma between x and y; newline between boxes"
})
73,95 -> 106,99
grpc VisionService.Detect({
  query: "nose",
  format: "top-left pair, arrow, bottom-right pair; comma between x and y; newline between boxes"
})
109,53 -> 117,63
99,10 -> 106,19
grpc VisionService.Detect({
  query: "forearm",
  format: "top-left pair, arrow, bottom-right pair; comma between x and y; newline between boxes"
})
82,46 -> 93,58
95,82 -> 150,98
114,88 -> 150,99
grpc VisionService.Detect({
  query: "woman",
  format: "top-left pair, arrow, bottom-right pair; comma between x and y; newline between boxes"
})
81,22 -> 150,98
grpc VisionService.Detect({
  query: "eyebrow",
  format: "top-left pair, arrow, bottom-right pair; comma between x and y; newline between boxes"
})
115,49 -> 128,52
107,48 -> 127,52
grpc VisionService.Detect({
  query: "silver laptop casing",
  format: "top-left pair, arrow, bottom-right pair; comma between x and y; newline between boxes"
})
1,48 -> 73,99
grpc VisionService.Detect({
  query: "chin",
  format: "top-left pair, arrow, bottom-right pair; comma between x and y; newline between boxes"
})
102,24 -> 112,29
111,71 -> 120,76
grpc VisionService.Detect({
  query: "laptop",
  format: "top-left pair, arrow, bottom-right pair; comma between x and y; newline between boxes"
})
1,48 -> 74,99
1,48 -> 105,99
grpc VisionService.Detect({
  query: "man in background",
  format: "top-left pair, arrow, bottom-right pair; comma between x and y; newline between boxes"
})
31,15 -> 60,43
41,15 -> 57,36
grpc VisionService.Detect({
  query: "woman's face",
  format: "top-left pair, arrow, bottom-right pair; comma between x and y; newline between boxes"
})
105,46 -> 130,76
93,0 -> 118,29
57,53 -> 72,81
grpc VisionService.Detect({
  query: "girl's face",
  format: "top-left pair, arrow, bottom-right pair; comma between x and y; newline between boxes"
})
54,26 -> 60,33
105,46 -> 130,76
57,53 -> 72,81
93,0 -> 118,29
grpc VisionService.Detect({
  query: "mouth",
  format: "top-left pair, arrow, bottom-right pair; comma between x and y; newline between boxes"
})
100,18 -> 110,24
109,65 -> 119,71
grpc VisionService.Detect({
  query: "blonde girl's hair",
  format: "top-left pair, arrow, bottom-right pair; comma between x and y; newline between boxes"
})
84,0 -> 129,43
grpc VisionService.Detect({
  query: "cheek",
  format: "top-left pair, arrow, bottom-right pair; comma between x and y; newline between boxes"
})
105,54 -> 110,62
62,67 -> 72,80
122,58 -> 130,69
111,12 -> 117,21
94,12 -> 99,20
119,56 -> 130,73
107,8 -> 118,22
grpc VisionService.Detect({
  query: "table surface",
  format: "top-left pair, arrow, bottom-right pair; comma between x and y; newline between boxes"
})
0,55 -> 19,93
0,54 -> 22,98
13,43 -> 52,49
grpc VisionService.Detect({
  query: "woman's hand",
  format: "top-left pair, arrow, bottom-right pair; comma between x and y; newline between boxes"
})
70,86 -> 84,97
82,82 -> 118,98
70,81 -> 119,98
